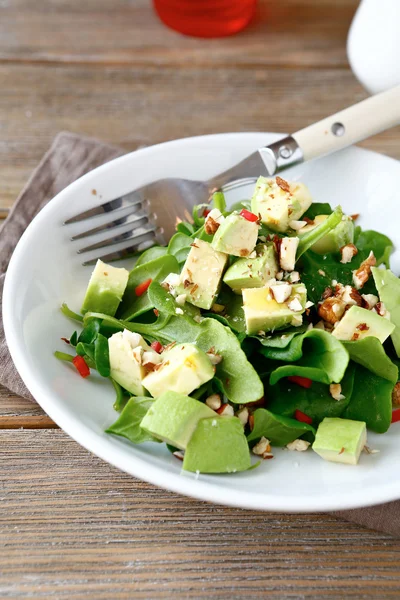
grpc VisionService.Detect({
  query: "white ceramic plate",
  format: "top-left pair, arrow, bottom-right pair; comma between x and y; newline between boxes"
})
4,132 -> 400,512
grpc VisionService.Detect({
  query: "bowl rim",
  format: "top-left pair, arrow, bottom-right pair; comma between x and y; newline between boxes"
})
4,131 -> 400,512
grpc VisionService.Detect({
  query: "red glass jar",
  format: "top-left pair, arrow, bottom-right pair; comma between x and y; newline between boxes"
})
153,0 -> 257,38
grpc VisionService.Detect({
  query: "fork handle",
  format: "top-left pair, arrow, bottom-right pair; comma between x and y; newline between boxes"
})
291,84 -> 400,162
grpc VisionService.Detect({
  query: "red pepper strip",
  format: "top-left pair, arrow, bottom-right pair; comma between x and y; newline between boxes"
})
391,408 -> 400,423
135,278 -> 152,297
73,355 -> 90,378
203,208 -> 211,217
240,208 -> 259,222
288,375 -> 313,389
294,409 -> 313,425
151,341 -> 163,354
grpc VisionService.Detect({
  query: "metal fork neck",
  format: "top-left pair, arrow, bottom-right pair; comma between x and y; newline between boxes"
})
259,135 -> 303,175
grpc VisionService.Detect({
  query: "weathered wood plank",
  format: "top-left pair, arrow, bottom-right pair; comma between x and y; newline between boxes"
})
0,429 -> 399,598
0,63 -> 399,208
0,0 -> 358,67
0,385 -> 46,418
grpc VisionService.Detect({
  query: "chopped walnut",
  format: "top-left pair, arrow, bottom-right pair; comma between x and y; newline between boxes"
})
374,301 -> 390,319
204,208 -> 224,234
286,439 -> 310,452
392,382 -> 400,406
361,294 -> 379,310
352,251 -> 376,289
330,383 -> 345,401
342,285 -> 363,307
236,407 -> 249,426
321,286 -> 333,300
205,394 -> 222,411
252,436 -> 273,459
340,243 -> 358,264
217,404 -> 234,417
318,297 -> 346,324
276,176 -> 291,193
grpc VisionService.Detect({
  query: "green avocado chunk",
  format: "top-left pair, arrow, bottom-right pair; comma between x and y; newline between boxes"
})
81,259 -> 129,316
243,282 -> 307,334
332,305 -> 395,343
223,243 -> 278,293
140,391 -> 216,450
142,343 -> 215,398
298,214 -> 354,254
251,176 -> 312,232
183,416 -> 251,473
212,212 -> 259,257
312,417 -> 367,465
372,266 -> 400,357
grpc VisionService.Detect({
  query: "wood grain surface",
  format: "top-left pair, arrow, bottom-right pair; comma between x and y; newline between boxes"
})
1,0 -> 400,597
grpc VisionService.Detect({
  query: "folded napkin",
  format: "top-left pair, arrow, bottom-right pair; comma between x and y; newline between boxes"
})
1,132 -> 399,536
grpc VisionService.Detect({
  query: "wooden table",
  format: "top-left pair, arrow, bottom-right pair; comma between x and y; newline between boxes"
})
1,1 -> 400,597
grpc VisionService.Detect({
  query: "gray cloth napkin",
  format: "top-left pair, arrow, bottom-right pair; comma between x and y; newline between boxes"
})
1,132 -> 399,536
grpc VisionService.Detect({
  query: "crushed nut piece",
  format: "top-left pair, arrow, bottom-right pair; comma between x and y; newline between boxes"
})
252,436 -> 272,457
205,394 -> 222,411
330,383 -> 345,401
288,297 -> 303,312
217,404 -> 234,417
175,294 -> 187,306
321,286 -> 333,300
270,282 -> 292,304
362,293 -> 379,310
363,445 -> 380,455
173,450 -> 185,461
204,209 -> 223,235
392,382 -> 400,406
352,251 -> 376,289
289,220 -> 307,231
318,269 -> 326,277
374,301 -> 390,319
276,176 -> 291,193
318,297 -> 346,324
236,407 -> 249,426
286,439 -> 311,452
340,243 -> 358,264
289,271 -> 300,283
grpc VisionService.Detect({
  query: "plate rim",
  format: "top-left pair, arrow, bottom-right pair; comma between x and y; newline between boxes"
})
4,131 -> 400,513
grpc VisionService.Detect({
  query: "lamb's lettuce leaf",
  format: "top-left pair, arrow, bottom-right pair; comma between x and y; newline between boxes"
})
260,329 -> 349,385
342,364 -> 393,433
247,408 -> 316,446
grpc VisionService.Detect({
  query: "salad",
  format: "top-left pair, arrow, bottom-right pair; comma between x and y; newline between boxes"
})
55,175 -> 400,474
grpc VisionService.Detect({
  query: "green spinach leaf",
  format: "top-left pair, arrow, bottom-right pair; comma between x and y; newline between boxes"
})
117,254 -> 180,321
106,397 -> 159,444
134,246 -> 168,266
300,229 -> 393,304
262,329 -> 349,385
266,363 -> 355,425
303,202 -> 333,220
247,408 -> 316,446
343,337 -> 398,384
342,363 -> 393,433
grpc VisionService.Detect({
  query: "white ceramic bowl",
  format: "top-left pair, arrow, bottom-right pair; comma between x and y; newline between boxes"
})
4,132 -> 400,512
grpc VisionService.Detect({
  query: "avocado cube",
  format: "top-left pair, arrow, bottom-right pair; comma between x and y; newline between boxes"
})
243,282 -> 307,335
212,212 -> 259,257
372,267 -> 400,357
223,243 -> 278,293
142,343 -> 215,398
312,417 -> 367,465
298,214 -> 354,254
183,416 -> 251,473
108,329 -> 154,396
81,259 -> 129,316
332,305 -> 395,343
251,176 -> 312,233
176,239 -> 228,310
140,391 -> 216,450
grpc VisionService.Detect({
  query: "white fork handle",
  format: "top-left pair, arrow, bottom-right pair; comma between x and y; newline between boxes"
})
292,84 -> 400,162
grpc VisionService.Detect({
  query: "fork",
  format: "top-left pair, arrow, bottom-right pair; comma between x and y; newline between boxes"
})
66,85 -> 400,265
